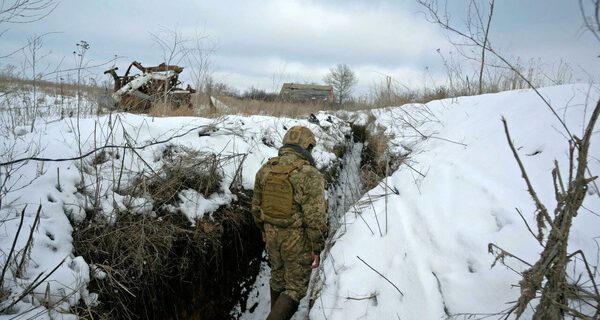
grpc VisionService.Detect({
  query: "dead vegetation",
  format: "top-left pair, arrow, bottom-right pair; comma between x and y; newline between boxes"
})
70,147 -> 264,320
72,201 -> 262,320
148,101 -> 196,117
214,95 -> 332,117
349,114 -> 402,190
486,99 -> 600,319
124,146 -> 222,208
0,75 -> 104,98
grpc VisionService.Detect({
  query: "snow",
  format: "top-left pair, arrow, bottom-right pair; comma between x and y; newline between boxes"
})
309,84 -> 600,319
0,99 -> 349,318
1,84 -> 599,319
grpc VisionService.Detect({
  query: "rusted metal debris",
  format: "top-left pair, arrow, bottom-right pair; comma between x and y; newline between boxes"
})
104,61 -> 195,111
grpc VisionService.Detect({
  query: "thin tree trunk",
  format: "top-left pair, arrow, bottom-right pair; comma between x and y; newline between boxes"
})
478,0 -> 494,94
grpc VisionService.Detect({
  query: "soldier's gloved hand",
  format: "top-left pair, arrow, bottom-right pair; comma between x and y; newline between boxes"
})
310,252 -> 320,268
262,232 -> 266,242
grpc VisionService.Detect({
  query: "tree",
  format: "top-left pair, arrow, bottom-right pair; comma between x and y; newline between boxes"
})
323,64 -> 357,105
24,33 -> 52,132
150,27 -> 189,104
185,30 -> 216,94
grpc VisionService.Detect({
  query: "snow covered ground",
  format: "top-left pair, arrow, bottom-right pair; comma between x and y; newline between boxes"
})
308,84 -> 600,319
1,84 -> 599,319
0,102 -> 350,319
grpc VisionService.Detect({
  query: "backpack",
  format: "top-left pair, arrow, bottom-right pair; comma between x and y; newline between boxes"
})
261,158 -> 307,222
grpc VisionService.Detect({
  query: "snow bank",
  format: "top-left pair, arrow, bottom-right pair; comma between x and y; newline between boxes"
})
2,84 -> 598,319
0,106 -> 350,318
310,84 -> 600,319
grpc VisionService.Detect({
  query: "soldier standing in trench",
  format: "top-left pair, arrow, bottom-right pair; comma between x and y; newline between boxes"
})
251,126 -> 327,320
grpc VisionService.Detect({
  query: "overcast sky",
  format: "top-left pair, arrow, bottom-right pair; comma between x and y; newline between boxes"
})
1,0 -> 598,96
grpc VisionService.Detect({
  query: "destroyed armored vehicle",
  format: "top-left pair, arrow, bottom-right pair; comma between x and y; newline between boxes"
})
104,61 -> 195,111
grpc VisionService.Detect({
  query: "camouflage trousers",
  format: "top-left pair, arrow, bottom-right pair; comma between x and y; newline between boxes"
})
265,224 -> 313,302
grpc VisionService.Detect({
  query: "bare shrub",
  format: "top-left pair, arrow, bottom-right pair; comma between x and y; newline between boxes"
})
368,76 -> 443,108
241,87 -> 278,101
126,147 -> 222,208
490,103 -> 600,319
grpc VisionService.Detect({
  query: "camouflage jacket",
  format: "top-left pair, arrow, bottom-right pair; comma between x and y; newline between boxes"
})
252,146 -> 327,253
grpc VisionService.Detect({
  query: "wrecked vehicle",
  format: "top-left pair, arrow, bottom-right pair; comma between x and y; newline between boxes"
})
104,61 -> 195,111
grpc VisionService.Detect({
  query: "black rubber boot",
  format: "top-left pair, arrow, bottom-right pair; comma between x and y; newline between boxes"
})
270,288 -> 282,309
266,293 -> 299,320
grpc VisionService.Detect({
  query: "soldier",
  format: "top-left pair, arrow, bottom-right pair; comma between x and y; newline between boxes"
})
252,125 -> 327,320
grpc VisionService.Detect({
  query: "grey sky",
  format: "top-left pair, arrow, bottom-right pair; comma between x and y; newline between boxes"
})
1,0 -> 597,96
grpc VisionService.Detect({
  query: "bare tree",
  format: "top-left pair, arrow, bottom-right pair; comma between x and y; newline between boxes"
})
22,33 -> 54,131
150,27 -> 189,104
471,0 -> 495,94
323,63 -> 357,106
184,30 -> 216,94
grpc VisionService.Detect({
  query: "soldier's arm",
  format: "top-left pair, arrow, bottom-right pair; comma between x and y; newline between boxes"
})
300,167 -> 327,253
251,169 -> 265,232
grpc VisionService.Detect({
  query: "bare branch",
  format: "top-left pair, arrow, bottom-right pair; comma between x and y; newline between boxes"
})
488,242 -> 532,268
501,116 -> 553,237
0,122 -> 217,167
0,205 -> 26,288
417,0 -> 574,138
0,0 -> 58,25
579,0 -> 600,42
478,0 -> 495,94
515,208 -> 543,245
357,255 -> 404,296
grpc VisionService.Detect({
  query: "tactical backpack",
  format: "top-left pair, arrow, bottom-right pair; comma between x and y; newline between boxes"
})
261,158 -> 308,224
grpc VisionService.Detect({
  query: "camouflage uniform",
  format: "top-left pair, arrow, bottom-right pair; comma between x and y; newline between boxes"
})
252,126 -> 327,304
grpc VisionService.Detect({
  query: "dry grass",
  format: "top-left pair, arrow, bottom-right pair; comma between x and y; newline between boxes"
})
71,197 -> 261,319
147,101 -> 196,117
70,148 -> 263,319
349,114 -> 403,190
210,95 -> 334,117
125,147 -> 222,207
0,76 -> 104,97
361,123 -> 393,190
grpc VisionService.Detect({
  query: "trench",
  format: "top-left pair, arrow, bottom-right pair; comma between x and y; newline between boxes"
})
230,124 -> 374,319
181,124 -> 375,319
74,122 -> 384,320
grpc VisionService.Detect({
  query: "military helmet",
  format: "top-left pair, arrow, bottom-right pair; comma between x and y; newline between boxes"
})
282,126 -> 316,150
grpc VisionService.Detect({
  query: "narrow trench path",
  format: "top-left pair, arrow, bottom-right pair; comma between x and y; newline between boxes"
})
235,133 -> 368,319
